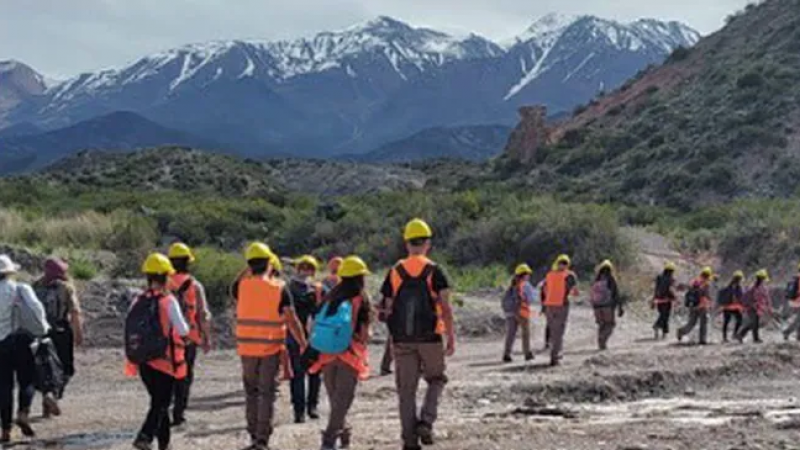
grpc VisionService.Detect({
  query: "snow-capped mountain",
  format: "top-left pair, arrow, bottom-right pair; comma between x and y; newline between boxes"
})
4,14 -> 699,160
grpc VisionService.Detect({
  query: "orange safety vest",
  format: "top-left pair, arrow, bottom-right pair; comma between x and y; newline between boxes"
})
309,295 -> 370,380
236,275 -> 287,357
517,281 -> 531,319
147,291 -> 188,379
168,273 -> 202,345
543,270 -> 571,307
389,255 -> 445,335
691,278 -> 712,310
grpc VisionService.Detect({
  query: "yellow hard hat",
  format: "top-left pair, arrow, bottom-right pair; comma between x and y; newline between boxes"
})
294,255 -> 320,271
168,242 -> 195,263
270,253 -> 283,272
700,266 -> 714,277
515,264 -> 533,276
245,242 -> 273,261
755,269 -> 770,280
598,259 -> 614,270
339,256 -> 370,278
664,262 -> 677,272
732,270 -> 745,280
555,254 -> 571,266
142,253 -> 176,276
404,218 -> 433,241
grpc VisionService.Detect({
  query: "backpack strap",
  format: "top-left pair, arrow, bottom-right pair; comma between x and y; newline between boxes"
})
394,263 -> 411,282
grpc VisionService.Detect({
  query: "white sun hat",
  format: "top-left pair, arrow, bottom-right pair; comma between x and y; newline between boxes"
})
0,255 -> 21,274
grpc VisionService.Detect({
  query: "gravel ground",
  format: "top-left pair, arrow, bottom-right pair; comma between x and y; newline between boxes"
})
6,302 -> 800,450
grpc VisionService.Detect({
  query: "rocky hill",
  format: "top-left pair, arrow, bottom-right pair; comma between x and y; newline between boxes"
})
503,0 -> 800,210
0,15 -> 698,159
0,60 -> 47,128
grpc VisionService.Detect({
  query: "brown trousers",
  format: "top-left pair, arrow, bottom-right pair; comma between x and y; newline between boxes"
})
321,360 -> 359,446
241,355 -> 281,444
503,316 -> 531,357
545,304 -> 569,363
394,342 -> 447,448
594,307 -> 616,350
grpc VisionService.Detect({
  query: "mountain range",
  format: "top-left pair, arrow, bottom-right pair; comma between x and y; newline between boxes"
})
0,14 -> 699,172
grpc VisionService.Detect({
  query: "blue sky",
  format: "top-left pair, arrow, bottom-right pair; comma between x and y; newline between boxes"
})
0,0 -> 751,78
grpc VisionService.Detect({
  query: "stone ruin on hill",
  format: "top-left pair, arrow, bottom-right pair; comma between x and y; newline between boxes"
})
503,105 -> 553,165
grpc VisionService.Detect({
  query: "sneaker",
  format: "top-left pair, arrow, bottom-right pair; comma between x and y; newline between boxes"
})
380,368 -> 393,376
524,352 -> 535,361
43,394 -> 61,417
307,407 -> 320,420
340,428 -> 351,449
132,439 -> 153,450
502,355 -> 512,363
416,422 -> 434,446
171,416 -> 186,428
403,446 -> 423,450
294,412 -> 306,424
15,411 -> 35,438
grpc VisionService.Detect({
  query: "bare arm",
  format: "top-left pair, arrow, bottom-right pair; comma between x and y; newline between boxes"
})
194,282 -> 213,352
439,289 -> 456,356
66,284 -> 84,346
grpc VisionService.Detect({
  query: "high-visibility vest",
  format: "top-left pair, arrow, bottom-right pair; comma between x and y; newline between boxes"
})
147,292 -> 188,379
543,270 -> 570,307
236,275 -> 287,357
517,282 -> 531,319
168,273 -> 202,345
389,255 -> 445,335
309,295 -> 370,380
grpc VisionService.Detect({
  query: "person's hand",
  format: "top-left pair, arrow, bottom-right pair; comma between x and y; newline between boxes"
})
202,340 -> 212,354
618,308 -> 625,318
74,333 -> 84,347
445,334 -> 456,357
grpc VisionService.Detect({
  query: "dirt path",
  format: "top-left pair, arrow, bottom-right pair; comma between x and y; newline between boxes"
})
7,301 -> 800,450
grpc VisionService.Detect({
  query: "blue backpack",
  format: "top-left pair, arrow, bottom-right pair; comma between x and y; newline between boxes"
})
310,299 -> 354,355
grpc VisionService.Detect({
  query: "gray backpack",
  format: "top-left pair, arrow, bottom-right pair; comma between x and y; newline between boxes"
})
501,286 -> 521,315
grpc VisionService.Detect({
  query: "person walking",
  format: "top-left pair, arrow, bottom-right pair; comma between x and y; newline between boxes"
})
737,270 -> 772,344
0,255 -> 49,444
128,253 -> 190,450
541,255 -> 578,366
501,264 -> 536,362
233,243 -> 307,450
782,264 -> 800,341
287,255 -> 323,423
379,219 -> 455,450
717,271 -> 745,343
166,243 -> 212,428
677,267 -> 714,345
652,263 -> 677,340
590,260 -> 624,351
309,256 -> 373,450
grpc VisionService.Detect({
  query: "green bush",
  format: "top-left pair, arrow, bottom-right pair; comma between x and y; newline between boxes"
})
192,247 -> 246,312
69,257 -> 99,281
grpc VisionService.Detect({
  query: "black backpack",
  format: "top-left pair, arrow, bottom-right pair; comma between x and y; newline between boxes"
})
125,292 -> 169,365
786,278 -> 799,300
388,264 -> 439,342
32,338 -> 65,395
717,286 -> 734,306
654,274 -> 673,299
684,286 -> 701,308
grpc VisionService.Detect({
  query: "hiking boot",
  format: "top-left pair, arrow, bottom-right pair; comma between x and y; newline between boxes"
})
340,428 -> 351,449
15,410 -> 34,437
380,368 -> 393,376
403,445 -> 423,450
1,429 -> 10,444
43,394 -> 61,417
294,412 -> 306,424
416,422 -> 434,446
132,438 -> 153,450
524,352 -> 535,361
502,355 -> 512,363
307,406 -> 320,420
171,416 -> 186,428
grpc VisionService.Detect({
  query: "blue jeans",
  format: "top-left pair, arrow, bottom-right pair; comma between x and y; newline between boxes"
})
286,336 -> 320,416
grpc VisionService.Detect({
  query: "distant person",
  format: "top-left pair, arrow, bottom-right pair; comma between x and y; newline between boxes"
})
232,243 -> 307,450
590,260 -> 624,351
782,264 -> 800,341
716,271 -> 745,343
0,255 -> 49,444
309,256 -> 373,450
501,264 -> 535,363
379,219 -> 455,450
127,253 -> 189,450
287,255 -> 323,423
32,257 -> 83,417
677,267 -> 714,345
166,243 -> 212,427
736,270 -> 772,344
322,257 -> 343,294
652,262 -> 678,340
541,255 -> 578,366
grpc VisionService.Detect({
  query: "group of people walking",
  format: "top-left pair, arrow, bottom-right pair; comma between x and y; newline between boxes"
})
0,255 -> 84,444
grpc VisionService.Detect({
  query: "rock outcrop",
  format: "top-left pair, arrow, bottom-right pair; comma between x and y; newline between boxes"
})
503,106 -> 552,165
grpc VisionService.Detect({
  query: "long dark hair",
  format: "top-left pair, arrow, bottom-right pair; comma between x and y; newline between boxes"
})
596,267 -> 614,283
509,274 -> 525,290
323,276 -> 366,317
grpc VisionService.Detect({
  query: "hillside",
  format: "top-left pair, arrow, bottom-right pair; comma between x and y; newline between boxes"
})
0,111 -> 214,174
502,0 -> 800,210
350,125 -> 511,163
1,15 -> 698,157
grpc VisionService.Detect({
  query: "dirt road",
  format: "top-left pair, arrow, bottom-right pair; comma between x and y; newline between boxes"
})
7,299 -> 800,450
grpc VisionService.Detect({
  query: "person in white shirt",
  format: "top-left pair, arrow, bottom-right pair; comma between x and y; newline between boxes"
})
0,254 -> 49,444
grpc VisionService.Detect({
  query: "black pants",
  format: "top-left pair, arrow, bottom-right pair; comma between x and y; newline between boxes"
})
287,336 -> 320,416
138,364 -> 176,450
172,344 -> 196,421
653,303 -> 672,334
50,326 -> 75,398
737,312 -> 761,342
0,335 -> 35,431
722,310 -> 743,341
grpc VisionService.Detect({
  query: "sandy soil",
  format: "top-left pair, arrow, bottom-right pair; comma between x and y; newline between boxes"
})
6,300 -> 800,450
